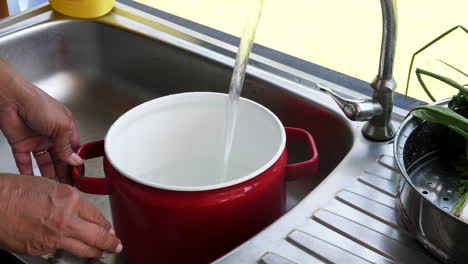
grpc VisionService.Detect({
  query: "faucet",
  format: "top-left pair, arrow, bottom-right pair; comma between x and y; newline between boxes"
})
320,0 -> 397,141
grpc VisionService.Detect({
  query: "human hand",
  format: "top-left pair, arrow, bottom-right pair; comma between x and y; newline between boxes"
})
0,174 -> 122,258
0,59 -> 82,183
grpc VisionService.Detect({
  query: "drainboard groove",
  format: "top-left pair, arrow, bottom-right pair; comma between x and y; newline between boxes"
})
299,219 -> 396,264
260,252 -> 298,264
377,155 -> 401,173
259,239 -> 326,264
287,229 -> 373,264
364,162 -> 401,184
358,173 -> 398,197
363,170 -> 400,184
312,209 -> 439,263
345,181 -> 397,208
335,190 -> 400,228
324,199 -> 420,249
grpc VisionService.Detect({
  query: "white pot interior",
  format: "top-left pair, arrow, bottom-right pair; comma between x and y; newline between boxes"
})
105,92 -> 285,191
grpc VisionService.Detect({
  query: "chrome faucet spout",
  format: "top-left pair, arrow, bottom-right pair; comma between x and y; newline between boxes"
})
377,0 -> 397,81
323,0 -> 397,141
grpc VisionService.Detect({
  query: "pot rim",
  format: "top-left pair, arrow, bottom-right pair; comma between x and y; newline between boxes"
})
394,98 -> 468,225
104,92 -> 286,192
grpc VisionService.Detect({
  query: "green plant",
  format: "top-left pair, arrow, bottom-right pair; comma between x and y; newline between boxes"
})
405,25 -> 468,218
405,25 -> 468,98
409,68 -> 468,157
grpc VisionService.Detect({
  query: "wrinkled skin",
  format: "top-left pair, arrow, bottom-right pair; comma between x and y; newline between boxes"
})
0,174 -> 121,258
0,59 -> 81,183
0,59 -> 122,258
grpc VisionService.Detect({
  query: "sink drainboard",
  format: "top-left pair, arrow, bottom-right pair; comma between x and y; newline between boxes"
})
257,154 -> 440,264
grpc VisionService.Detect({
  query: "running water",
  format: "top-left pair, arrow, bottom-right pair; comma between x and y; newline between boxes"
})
220,0 -> 264,183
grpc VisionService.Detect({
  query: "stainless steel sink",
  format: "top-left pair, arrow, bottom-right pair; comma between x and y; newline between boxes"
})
0,3 -> 440,264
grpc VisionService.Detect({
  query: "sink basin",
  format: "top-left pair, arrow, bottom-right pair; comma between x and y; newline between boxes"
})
2,3 -> 439,264
0,10 -> 352,205
0,7 -> 351,262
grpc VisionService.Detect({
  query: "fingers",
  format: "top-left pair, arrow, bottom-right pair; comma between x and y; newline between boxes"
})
70,218 -> 122,254
12,151 -> 33,175
75,198 -> 122,254
78,198 -> 112,231
52,125 -> 83,167
50,152 -> 72,185
34,151 -> 56,181
9,134 -> 53,177
60,237 -> 104,259
68,114 -> 81,150
47,108 -> 81,183
52,107 -> 82,167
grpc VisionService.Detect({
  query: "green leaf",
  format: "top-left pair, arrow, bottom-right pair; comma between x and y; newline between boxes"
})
439,60 -> 468,78
448,125 -> 468,139
453,191 -> 468,217
457,179 -> 468,194
405,25 -> 468,100
416,69 -> 437,102
416,69 -> 468,94
410,106 -> 468,136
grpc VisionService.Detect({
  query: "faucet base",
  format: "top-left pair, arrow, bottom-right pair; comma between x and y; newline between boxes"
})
361,76 -> 397,141
362,120 -> 395,141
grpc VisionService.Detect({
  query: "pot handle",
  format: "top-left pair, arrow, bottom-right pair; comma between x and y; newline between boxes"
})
285,127 -> 319,181
72,140 -> 110,195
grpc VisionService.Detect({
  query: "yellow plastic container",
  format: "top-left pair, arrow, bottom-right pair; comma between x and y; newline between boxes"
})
50,0 -> 115,19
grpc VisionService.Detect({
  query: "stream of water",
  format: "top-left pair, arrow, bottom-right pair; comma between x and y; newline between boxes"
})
220,0 -> 264,183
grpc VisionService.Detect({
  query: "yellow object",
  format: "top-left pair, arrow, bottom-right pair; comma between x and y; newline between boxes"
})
50,0 -> 115,19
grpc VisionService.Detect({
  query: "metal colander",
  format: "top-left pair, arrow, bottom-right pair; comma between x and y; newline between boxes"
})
395,99 -> 468,264
407,151 -> 460,213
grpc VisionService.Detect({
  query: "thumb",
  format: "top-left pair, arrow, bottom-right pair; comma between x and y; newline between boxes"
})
53,126 -> 83,166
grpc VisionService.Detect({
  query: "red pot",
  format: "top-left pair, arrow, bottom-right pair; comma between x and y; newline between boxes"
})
73,92 -> 318,264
